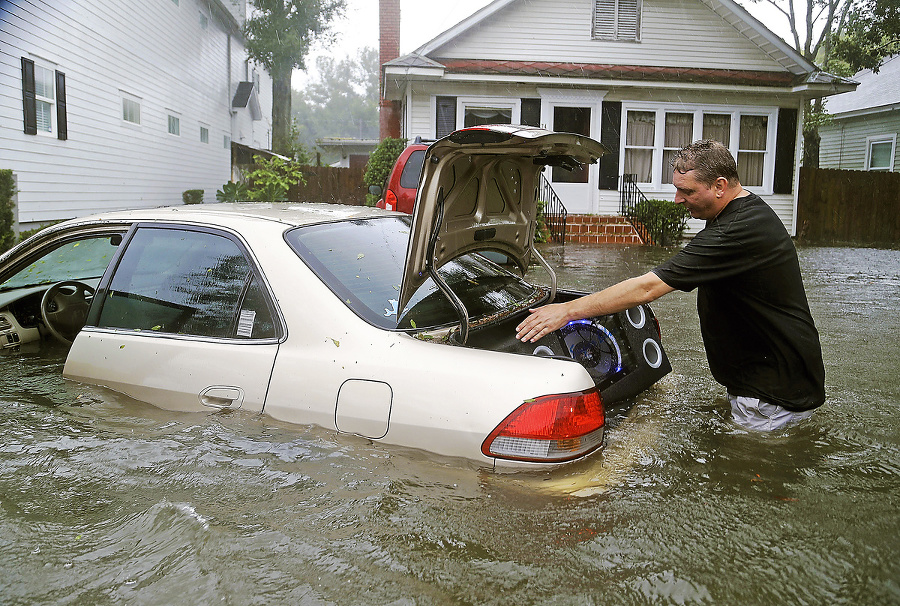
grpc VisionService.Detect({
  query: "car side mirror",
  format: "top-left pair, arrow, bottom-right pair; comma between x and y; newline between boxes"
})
368,185 -> 383,197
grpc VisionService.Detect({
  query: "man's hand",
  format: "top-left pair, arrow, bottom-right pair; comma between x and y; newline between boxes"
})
516,303 -> 571,342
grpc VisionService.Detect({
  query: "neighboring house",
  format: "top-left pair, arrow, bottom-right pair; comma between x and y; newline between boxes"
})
316,138 -> 379,169
820,55 -> 900,172
380,0 -> 856,235
1,0 -> 273,230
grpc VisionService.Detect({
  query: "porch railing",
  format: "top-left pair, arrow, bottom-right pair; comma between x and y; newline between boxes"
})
539,173 -> 567,243
620,173 -> 658,245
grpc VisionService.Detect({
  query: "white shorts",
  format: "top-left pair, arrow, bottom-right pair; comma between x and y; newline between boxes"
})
728,393 -> 815,431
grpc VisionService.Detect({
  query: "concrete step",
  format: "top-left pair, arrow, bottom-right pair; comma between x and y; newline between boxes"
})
563,214 -> 644,244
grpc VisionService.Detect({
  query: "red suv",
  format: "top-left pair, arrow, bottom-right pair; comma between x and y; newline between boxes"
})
374,139 -> 431,214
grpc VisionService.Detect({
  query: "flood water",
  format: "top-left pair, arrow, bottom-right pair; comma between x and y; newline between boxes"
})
1,245 -> 898,605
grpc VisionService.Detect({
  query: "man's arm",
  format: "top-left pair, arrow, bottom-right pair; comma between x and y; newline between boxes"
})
515,271 -> 674,342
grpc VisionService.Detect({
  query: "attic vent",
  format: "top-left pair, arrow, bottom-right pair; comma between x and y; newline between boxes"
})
592,0 -> 641,41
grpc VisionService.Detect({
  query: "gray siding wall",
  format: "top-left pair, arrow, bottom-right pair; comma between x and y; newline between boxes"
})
820,112 -> 900,171
434,0 -> 784,72
0,0 -> 272,226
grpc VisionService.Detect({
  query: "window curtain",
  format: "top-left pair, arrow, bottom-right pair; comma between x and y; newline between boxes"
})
738,115 -> 766,186
702,114 -> 730,146
624,111 -> 654,183
662,113 -> 693,184
463,107 -> 512,128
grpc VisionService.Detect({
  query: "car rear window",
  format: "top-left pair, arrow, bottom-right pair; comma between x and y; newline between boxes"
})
285,216 -> 539,330
399,149 -> 426,189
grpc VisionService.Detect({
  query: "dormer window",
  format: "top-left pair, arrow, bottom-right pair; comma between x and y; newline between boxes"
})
592,0 -> 641,41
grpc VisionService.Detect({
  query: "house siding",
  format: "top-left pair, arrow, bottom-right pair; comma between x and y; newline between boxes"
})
434,0 -> 784,72
820,112 -> 900,171
0,0 -> 272,227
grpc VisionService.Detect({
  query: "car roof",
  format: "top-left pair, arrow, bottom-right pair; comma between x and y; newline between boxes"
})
56,202 -> 397,231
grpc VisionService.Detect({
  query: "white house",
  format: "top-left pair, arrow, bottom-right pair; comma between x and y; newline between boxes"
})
820,55 -> 900,173
380,0 -> 856,235
0,0 -> 273,230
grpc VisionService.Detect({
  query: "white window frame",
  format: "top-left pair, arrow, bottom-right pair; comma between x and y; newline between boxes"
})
865,135 -> 896,171
592,0 -> 642,42
167,112 -> 181,136
32,61 -> 57,136
200,124 -> 209,144
121,91 -> 141,126
456,97 -> 520,130
620,102 -> 778,193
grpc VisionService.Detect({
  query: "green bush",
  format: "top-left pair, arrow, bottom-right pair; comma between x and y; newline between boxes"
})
216,181 -> 250,203
363,137 -> 407,206
534,199 -> 551,243
0,170 -> 16,254
182,189 -> 204,205
247,155 -> 306,202
624,198 -> 690,246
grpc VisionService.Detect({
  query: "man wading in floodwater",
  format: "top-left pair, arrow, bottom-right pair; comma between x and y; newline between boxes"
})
516,139 -> 826,431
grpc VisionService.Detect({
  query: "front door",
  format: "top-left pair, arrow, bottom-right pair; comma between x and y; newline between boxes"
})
549,105 -> 598,214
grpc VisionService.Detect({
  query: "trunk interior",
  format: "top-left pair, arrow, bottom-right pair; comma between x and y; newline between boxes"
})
463,289 -> 671,404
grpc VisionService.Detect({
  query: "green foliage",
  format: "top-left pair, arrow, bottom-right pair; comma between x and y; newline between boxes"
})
182,189 -> 204,205
534,199 -> 551,243
0,170 -> 16,254
830,0 -> 900,75
216,181 -> 251,203
624,199 -> 690,247
243,0 -> 346,155
292,47 -> 379,163
247,154 -> 307,202
363,137 -> 407,206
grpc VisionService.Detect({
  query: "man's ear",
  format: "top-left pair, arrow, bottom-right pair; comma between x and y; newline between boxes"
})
714,177 -> 729,198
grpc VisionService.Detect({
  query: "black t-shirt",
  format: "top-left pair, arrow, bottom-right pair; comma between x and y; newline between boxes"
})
653,193 -> 825,411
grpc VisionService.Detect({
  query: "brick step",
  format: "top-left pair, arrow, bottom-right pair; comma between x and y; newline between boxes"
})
563,215 -> 644,244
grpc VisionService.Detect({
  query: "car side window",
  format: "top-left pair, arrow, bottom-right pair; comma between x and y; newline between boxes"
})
96,227 -> 276,339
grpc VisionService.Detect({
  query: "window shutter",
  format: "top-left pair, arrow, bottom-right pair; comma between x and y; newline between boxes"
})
435,96 -> 456,138
599,101 -> 621,190
520,98 -> 541,127
56,70 -> 67,140
593,0 -> 616,39
773,108 -> 797,194
21,57 -> 37,135
593,0 -> 640,40
618,0 -> 640,40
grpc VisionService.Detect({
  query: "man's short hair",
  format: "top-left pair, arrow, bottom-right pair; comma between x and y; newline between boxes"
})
672,140 -> 741,187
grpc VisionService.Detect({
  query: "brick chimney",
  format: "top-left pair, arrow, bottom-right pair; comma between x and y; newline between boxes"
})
379,0 -> 402,139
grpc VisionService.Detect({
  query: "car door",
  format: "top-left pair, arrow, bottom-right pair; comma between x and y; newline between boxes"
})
64,224 -> 281,413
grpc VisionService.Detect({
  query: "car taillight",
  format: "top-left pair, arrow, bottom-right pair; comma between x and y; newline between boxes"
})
482,388 -> 605,463
384,189 -> 398,211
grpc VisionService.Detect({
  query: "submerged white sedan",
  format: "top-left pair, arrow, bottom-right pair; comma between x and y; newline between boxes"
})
0,126 -> 669,467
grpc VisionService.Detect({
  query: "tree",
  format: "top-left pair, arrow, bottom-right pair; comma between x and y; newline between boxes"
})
744,0 -> 898,165
243,0 -> 346,156
831,0 -> 900,75
292,47 -> 379,163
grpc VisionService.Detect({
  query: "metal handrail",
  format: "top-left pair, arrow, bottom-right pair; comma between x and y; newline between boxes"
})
620,173 -> 652,243
538,173 -> 567,243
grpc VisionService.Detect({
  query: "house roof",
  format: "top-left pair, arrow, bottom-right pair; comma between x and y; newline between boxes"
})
386,0 -> 855,96
825,55 -> 900,117
415,0 -> 816,76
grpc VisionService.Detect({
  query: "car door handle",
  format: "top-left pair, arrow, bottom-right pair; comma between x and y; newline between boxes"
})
199,385 -> 244,409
